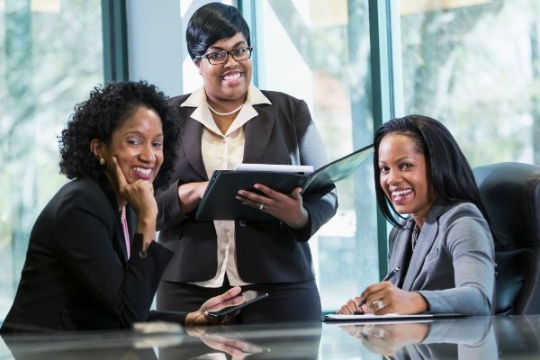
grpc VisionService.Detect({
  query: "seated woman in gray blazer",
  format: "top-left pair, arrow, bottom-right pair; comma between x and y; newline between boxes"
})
1,81 -> 243,333
338,115 -> 495,316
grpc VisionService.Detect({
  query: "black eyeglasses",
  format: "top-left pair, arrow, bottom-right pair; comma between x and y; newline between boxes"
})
196,47 -> 253,65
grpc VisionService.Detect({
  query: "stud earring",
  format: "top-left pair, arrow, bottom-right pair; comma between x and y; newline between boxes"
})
99,157 -> 106,166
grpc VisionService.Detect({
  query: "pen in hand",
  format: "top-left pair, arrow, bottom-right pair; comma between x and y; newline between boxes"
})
381,266 -> 401,282
354,267 -> 401,314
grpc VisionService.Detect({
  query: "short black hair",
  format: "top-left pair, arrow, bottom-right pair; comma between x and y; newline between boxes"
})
186,2 -> 251,60
58,80 -> 180,190
373,114 -> 488,227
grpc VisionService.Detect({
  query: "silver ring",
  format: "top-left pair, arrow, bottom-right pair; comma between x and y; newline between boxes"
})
259,203 -> 265,211
372,300 -> 384,310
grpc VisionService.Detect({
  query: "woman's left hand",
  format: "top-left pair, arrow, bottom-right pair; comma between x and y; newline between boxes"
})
236,184 -> 309,229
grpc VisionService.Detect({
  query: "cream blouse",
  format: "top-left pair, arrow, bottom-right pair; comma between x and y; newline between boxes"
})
180,85 -> 271,287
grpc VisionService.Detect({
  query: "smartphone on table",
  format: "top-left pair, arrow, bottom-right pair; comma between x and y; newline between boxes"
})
207,291 -> 269,319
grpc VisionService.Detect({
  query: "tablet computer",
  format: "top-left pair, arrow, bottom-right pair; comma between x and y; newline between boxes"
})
207,291 -> 269,319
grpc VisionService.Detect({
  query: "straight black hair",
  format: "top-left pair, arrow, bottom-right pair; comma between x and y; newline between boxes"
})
186,2 -> 251,60
373,115 -> 489,227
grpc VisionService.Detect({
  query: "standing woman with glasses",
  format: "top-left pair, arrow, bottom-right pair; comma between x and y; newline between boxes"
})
155,2 -> 338,324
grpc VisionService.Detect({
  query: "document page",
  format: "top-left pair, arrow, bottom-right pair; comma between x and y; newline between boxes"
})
234,163 -> 313,174
324,313 -> 465,322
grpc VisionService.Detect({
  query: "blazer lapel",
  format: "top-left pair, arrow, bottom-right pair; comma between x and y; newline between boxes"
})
180,110 -> 207,179
401,201 -> 448,290
389,221 -> 413,287
243,106 -> 276,163
401,223 -> 438,290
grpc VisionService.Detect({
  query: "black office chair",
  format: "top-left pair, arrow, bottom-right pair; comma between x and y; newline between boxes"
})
473,162 -> 540,315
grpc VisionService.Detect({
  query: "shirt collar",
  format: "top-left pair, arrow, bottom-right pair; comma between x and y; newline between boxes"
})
180,85 -> 271,109
180,85 -> 271,136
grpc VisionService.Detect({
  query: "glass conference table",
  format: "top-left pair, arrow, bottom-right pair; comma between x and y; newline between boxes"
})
1,315 -> 539,359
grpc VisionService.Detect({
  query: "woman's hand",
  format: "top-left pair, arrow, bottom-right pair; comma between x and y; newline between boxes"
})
236,184 -> 309,228
193,332 -> 266,359
177,181 -> 209,214
112,157 -> 157,248
113,157 -> 157,218
185,286 -> 244,326
338,281 -> 428,315
341,323 -> 429,356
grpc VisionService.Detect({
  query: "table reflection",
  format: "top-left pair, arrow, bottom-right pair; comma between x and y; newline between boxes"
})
3,316 -> 540,359
336,316 -> 497,359
157,322 -> 322,359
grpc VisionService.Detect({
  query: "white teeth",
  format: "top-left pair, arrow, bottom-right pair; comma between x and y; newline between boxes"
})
223,72 -> 241,80
133,167 -> 152,176
392,189 -> 412,197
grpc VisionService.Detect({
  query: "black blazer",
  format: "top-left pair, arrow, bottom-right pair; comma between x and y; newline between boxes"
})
156,90 -> 338,284
1,177 -> 181,333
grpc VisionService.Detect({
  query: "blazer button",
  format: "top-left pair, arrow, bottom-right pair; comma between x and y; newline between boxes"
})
138,250 -> 148,259
239,220 -> 246,227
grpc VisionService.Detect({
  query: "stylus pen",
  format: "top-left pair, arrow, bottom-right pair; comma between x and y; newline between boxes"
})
382,266 -> 401,282
354,267 -> 401,314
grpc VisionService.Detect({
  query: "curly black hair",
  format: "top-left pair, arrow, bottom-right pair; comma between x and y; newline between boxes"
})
59,81 -> 180,190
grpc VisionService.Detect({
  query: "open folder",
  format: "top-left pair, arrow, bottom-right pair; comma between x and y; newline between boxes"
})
195,143 -> 374,221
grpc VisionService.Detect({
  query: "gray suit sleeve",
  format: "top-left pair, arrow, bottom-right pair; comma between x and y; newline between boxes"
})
419,205 -> 495,315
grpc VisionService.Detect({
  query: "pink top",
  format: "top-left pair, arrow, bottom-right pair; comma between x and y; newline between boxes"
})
120,206 -> 130,259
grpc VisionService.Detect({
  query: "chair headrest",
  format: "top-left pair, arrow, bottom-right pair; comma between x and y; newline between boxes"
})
473,162 -> 540,249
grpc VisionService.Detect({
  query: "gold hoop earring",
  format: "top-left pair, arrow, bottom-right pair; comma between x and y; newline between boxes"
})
99,157 -> 106,166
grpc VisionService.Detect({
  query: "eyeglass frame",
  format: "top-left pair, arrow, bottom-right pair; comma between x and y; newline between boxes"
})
195,47 -> 254,65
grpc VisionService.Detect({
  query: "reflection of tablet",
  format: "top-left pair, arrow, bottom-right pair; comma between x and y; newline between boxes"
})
208,291 -> 269,318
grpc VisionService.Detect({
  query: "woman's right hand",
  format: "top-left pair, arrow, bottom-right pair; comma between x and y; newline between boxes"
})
113,157 -> 157,218
339,281 -> 429,315
178,181 -> 209,214
113,157 -> 157,248
342,323 -> 429,356
185,286 -> 244,327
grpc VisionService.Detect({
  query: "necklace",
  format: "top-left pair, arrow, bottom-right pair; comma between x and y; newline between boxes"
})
411,224 -> 420,251
208,103 -> 243,116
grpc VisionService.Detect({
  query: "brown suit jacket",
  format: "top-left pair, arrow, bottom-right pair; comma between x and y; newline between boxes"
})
156,90 -> 338,283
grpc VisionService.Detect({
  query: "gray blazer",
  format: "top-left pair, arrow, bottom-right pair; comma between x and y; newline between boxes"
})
387,200 -> 495,315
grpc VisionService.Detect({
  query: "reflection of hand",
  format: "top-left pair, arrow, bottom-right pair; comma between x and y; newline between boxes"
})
236,184 -> 309,228
340,323 -> 429,356
185,286 -> 244,327
198,333 -> 265,359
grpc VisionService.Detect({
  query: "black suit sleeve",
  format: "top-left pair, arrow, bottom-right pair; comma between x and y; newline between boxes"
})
55,188 -> 174,327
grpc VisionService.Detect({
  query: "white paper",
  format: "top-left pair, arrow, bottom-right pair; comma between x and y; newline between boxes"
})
234,163 -> 313,174
324,313 -> 463,322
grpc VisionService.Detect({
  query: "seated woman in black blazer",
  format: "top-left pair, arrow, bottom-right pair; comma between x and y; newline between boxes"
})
0,81 -> 243,333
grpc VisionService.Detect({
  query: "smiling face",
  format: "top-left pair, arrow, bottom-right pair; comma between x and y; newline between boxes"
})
196,32 -> 252,108
378,133 -> 435,225
92,106 -> 164,194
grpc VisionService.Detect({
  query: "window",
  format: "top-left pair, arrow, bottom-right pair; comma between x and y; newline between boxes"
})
398,0 -> 540,166
0,0 -> 104,319
248,0 -> 379,312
